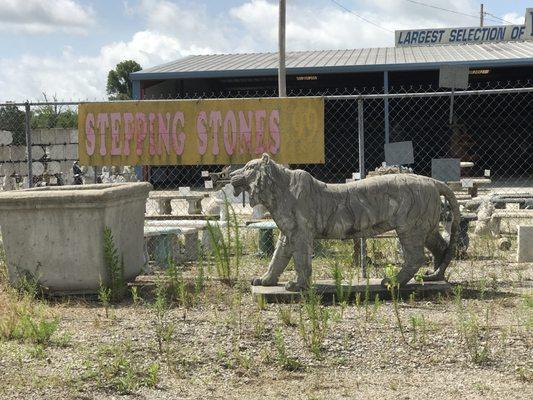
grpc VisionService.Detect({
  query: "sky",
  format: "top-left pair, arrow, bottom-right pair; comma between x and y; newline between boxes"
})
0,0 -> 529,102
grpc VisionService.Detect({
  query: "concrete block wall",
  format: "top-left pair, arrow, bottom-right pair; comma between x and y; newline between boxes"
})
0,128 -> 79,185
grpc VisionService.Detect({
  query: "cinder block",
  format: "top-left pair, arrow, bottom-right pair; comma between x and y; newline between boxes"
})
31,145 -> 45,161
65,144 -> 78,160
48,145 -> 65,160
17,162 -> 28,175
31,130 -> 43,145
60,161 -> 71,175
53,129 -> 70,144
0,147 -> 11,162
33,161 -> 45,176
68,129 -> 78,144
10,146 -> 26,162
47,161 -> 61,174
0,163 -> 15,176
517,226 -> 533,262
39,130 -> 55,145
0,130 -> 13,146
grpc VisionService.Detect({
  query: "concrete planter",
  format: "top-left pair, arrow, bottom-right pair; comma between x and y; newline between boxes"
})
0,182 -> 152,294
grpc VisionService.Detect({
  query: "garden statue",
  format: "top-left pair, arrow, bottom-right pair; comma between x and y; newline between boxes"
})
230,154 -> 460,291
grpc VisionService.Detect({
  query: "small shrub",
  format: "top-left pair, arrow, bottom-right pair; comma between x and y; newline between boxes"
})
206,195 -> 242,285
384,264 -> 407,344
103,227 -> 126,302
298,287 -> 331,357
86,342 -> 160,394
273,327 -> 303,371
278,305 -> 296,327
0,295 -> 58,346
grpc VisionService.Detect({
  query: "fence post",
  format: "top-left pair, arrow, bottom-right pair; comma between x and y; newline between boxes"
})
358,98 -> 367,278
384,71 -> 390,145
24,101 -> 33,188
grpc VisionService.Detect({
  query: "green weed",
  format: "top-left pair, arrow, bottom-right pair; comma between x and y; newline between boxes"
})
298,287 -> 331,357
102,227 -> 126,302
273,327 -> 304,371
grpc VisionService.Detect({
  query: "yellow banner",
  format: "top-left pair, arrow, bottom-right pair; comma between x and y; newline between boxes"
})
77,97 -> 324,165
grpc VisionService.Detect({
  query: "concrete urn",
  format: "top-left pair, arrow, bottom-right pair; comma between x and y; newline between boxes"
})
0,182 -> 152,294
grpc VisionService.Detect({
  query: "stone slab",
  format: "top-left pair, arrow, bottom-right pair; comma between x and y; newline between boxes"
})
431,158 -> 460,182
384,141 -> 414,166
252,279 -> 451,303
66,144 -> 78,160
48,145 -> 65,160
517,225 -> 533,262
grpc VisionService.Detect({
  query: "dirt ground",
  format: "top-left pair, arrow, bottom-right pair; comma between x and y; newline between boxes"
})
0,234 -> 532,400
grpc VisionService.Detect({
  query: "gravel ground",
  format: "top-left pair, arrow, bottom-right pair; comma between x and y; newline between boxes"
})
0,235 -> 532,400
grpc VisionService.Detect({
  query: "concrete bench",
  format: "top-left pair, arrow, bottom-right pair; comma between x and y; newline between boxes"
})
490,210 -> 533,237
144,224 -> 203,268
145,219 -> 228,256
144,226 -> 183,268
149,191 -> 210,215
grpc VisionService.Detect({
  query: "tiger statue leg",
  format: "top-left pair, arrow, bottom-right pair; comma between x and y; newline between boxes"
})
382,231 -> 426,287
251,234 -> 292,286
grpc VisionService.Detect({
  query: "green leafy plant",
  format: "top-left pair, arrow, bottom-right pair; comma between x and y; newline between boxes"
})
456,303 -> 493,365
130,286 -> 142,305
0,294 -> 58,346
103,227 -> 126,302
278,305 -> 296,327
384,264 -> 407,344
273,327 -> 303,371
98,278 -> 112,319
206,194 -> 242,285
86,341 -> 159,394
152,280 -> 176,354
410,314 -> 428,346
298,287 -> 331,357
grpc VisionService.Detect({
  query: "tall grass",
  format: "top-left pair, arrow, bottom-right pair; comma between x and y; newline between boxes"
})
102,227 -> 126,302
206,194 -> 242,285
298,287 -> 331,357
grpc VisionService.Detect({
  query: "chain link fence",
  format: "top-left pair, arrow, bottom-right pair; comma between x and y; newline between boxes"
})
0,80 -> 531,275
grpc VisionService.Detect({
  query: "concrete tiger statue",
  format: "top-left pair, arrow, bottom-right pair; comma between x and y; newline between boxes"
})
230,154 -> 459,292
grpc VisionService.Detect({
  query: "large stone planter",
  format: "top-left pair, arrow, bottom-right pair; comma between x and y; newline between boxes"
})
0,182 -> 151,294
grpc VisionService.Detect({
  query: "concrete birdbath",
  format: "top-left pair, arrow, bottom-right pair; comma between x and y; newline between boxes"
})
0,182 -> 151,294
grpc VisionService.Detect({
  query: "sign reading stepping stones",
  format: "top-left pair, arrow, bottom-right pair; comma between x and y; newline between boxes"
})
77,97 -> 324,166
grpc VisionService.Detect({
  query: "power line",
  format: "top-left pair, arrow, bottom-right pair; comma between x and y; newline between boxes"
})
403,0 -> 517,26
402,0 -> 479,19
483,12 -> 516,25
329,0 -> 394,33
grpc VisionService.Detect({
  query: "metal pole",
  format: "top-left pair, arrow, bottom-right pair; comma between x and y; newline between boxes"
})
358,99 -> 367,278
24,101 -> 33,188
449,87 -> 455,125
384,71 -> 390,146
480,3 -> 484,27
278,0 -> 287,97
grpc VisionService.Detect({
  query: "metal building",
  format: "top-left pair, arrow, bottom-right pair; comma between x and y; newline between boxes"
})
129,41 -> 533,186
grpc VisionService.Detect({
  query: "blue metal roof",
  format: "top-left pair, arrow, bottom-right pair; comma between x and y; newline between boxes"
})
130,41 -> 533,81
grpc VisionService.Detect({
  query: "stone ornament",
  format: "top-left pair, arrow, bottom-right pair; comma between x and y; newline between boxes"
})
230,154 -> 460,291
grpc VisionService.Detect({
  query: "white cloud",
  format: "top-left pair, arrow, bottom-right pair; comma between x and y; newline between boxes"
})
0,31 -> 185,102
0,0 -> 95,35
0,0 -> 527,102
501,12 -> 525,25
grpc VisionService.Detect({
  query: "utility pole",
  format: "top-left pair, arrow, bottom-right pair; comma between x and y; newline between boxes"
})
278,0 -> 286,97
480,3 -> 484,27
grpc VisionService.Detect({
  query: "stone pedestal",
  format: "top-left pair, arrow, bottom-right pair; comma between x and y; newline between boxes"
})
517,226 -> 533,262
252,279 -> 451,303
0,182 -> 152,294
